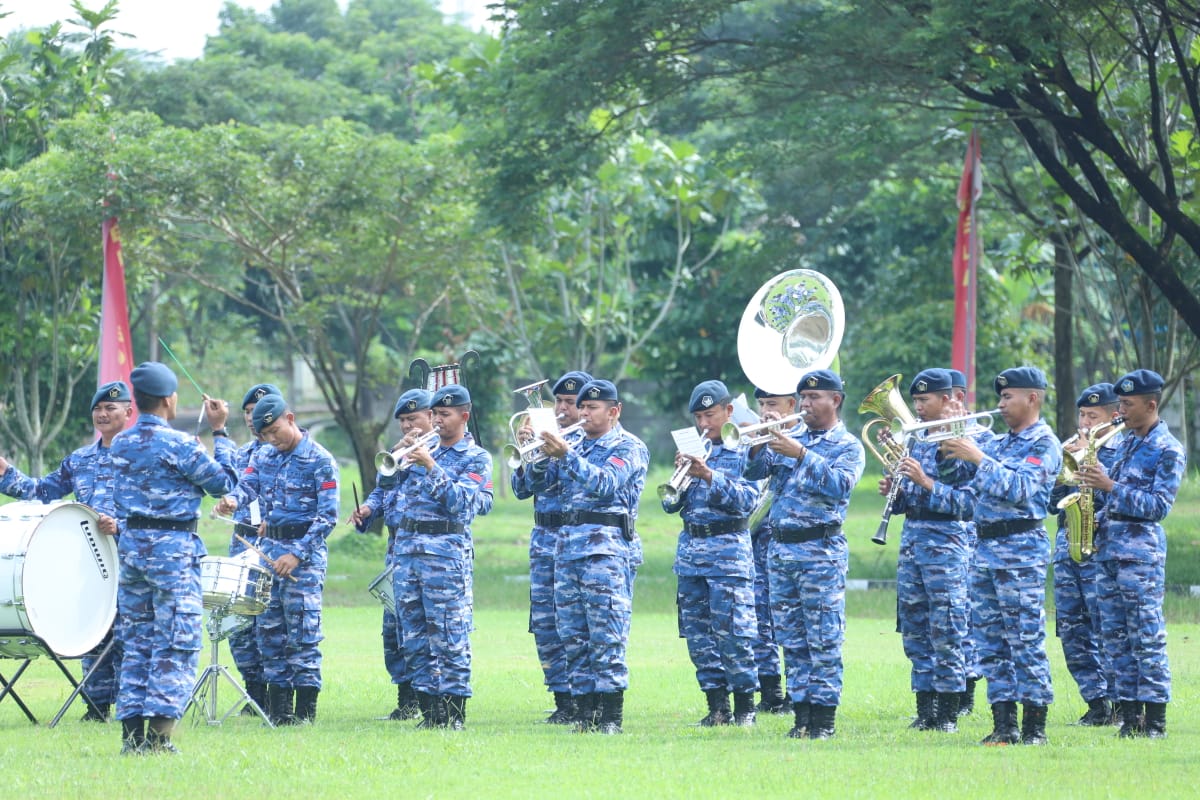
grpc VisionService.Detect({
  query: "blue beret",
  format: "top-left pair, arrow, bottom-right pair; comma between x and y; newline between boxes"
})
993,366 -> 1047,394
909,368 -> 954,396
576,379 -> 619,405
1077,382 -> 1117,408
688,380 -> 732,413
753,386 -> 795,400
947,369 -> 967,389
797,369 -> 844,393
394,388 -> 433,417
241,383 -> 282,409
1115,369 -> 1165,396
91,381 -> 131,409
432,384 -> 471,408
252,394 -> 289,433
552,371 -> 593,396
130,361 -> 178,397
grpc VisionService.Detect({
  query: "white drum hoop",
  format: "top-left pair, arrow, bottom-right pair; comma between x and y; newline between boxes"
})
200,555 -> 273,616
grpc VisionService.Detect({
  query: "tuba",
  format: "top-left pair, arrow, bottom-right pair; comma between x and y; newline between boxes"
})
857,375 -> 918,546
1057,417 -> 1126,562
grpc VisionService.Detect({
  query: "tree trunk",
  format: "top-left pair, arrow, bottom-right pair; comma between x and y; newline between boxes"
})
1053,236 -> 1074,439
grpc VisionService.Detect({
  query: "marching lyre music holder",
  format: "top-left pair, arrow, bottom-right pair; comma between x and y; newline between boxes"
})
185,603 -> 273,728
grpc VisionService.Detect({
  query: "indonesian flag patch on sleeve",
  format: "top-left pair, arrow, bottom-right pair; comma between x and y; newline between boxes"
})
609,456 -> 626,468
468,472 -> 484,483
320,480 -> 337,490
1025,456 -> 1042,466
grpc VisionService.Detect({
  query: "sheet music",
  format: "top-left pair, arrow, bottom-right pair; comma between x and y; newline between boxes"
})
526,407 -> 560,437
671,427 -> 709,459
730,393 -> 759,426
249,499 -> 262,526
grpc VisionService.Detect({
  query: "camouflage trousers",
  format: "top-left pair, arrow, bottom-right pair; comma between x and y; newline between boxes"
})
677,574 -> 758,693
1053,555 -> 1111,702
962,548 -> 981,681
228,621 -> 261,686
115,552 -> 203,721
530,553 -> 569,693
1096,558 -> 1170,703
971,564 -> 1054,705
394,553 -> 474,697
897,554 -> 969,694
382,607 -> 406,684
256,543 -> 326,690
80,625 -> 123,706
751,528 -> 782,677
768,556 -> 847,707
555,553 -> 634,695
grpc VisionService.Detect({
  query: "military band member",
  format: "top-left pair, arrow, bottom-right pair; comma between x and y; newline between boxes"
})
941,366 -> 1061,746
746,369 -> 865,740
663,380 -> 760,727
215,395 -> 339,725
1049,383 -> 1122,726
511,370 -> 591,724
1079,369 -> 1186,739
110,362 -> 236,755
531,379 -> 649,734
383,384 -> 491,729
948,368 -> 983,715
883,369 -> 977,733
0,380 -> 133,722
226,382 -> 283,717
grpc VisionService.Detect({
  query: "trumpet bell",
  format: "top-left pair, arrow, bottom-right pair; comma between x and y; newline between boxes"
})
737,270 -> 845,395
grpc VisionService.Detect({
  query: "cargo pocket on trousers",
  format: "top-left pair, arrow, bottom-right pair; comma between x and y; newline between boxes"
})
300,592 -> 324,646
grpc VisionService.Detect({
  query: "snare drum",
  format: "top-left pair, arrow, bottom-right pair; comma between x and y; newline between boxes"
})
200,555 -> 273,615
368,565 -> 396,615
0,501 -> 118,659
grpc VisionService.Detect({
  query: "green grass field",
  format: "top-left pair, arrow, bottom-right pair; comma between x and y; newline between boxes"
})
2,469 -> 1199,797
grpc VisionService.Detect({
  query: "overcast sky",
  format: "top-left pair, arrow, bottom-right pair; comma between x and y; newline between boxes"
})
0,0 -> 492,61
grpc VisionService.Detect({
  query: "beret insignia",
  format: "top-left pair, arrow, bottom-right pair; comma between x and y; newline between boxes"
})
588,387 -> 600,398
564,380 -> 578,391
405,401 -> 416,412
1120,379 -> 1134,393
263,412 -> 275,424
1088,392 -> 1099,404
442,395 -> 453,405
108,386 -> 120,398
806,376 -> 818,388
997,376 -> 1009,387
701,395 -> 713,408
254,388 -> 268,400
916,380 -> 928,393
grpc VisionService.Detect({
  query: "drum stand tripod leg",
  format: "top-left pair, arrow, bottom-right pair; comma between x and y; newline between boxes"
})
185,611 -> 273,728
0,661 -> 38,723
47,637 -> 116,729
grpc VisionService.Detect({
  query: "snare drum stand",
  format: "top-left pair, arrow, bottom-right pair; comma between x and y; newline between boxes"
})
185,603 -> 273,727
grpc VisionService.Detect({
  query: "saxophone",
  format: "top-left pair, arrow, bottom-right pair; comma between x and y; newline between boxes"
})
1056,417 -> 1125,562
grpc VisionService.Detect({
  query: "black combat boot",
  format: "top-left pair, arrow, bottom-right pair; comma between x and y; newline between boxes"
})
242,681 -> 267,717
1076,697 -> 1112,726
145,716 -> 180,755
786,701 -> 811,739
445,696 -> 467,730
933,692 -> 960,733
980,701 -> 1019,745
909,690 -> 937,730
120,716 -> 146,756
81,699 -> 110,722
958,677 -> 977,717
266,684 -> 297,726
699,688 -> 731,727
389,683 -> 420,721
732,692 -> 757,727
573,693 -> 599,733
1020,703 -> 1048,745
546,691 -> 576,725
414,691 -> 437,729
596,690 -> 624,735
807,704 -> 837,739
756,674 -> 788,714
1143,702 -> 1167,739
1118,701 -> 1144,738
294,687 -> 319,723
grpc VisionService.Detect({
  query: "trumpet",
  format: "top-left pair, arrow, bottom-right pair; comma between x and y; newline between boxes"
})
502,421 -> 585,469
657,434 -> 713,504
720,413 -> 808,449
375,429 -> 440,476
896,409 -> 999,443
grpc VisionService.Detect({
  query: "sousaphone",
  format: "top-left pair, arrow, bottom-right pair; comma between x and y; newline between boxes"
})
736,269 -> 845,395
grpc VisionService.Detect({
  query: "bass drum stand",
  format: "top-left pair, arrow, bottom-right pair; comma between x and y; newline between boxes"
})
185,603 -> 273,728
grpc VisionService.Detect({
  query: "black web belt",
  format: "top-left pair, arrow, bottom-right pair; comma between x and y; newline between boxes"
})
561,511 -> 633,541
1107,513 -> 1153,523
774,523 -> 840,543
534,511 -> 568,528
264,523 -> 310,541
684,519 -> 749,538
401,518 -> 466,535
235,522 -> 259,539
904,510 -> 963,522
126,515 -> 197,533
977,518 -> 1042,539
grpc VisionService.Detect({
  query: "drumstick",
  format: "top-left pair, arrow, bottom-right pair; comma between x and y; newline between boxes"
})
232,530 -> 299,582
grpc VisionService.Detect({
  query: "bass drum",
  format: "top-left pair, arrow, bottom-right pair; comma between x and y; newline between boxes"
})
0,501 -> 119,659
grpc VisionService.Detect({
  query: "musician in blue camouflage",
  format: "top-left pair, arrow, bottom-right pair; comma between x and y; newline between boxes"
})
941,366 -> 1061,746
110,362 -> 236,755
883,369 -> 979,733
510,370 -> 591,724
745,369 -> 865,740
225,382 -> 282,717
350,387 -> 435,721
1078,369 -> 1186,739
1048,383 -> 1122,727
377,384 -> 491,730
216,394 -> 339,726
530,379 -> 649,735
662,380 -> 760,727
0,380 -> 133,722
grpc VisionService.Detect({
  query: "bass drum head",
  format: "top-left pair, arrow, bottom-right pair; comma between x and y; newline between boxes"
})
20,502 -> 118,657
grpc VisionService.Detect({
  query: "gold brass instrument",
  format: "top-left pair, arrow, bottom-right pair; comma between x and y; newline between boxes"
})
858,375 -> 919,546
502,421 -> 585,469
657,434 -> 714,504
1057,417 -> 1126,562
375,429 -> 440,477
720,413 -> 808,450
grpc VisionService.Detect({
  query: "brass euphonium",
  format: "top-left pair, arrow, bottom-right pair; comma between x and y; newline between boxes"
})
858,374 -> 918,546
1056,417 -> 1126,562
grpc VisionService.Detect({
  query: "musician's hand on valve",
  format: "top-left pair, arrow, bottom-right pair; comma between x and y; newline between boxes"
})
214,495 -> 238,516
939,436 -> 983,465
408,444 -> 435,470
539,429 -> 569,459
517,419 -> 536,445
684,456 -> 713,484
1077,463 -> 1114,492
767,427 -> 805,459
1064,435 -> 1088,454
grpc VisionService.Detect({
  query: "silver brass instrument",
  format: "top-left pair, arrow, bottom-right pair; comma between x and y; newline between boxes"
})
503,421 -> 585,469
375,429 -> 440,476
507,379 -> 550,446
1057,417 -> 1125,562
858,375 -> 919,546
657,433 -> 713,504
897,409 -> 999,443
720,413 -> 808,449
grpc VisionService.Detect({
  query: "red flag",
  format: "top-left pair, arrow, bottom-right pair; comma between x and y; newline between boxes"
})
99,217 -> 137,424
951,130 -> 981,407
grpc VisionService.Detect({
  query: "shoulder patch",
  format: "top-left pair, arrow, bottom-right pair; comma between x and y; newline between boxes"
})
609,456 -> 627,468
467,472 -> 484,483
320,480 -> 337,490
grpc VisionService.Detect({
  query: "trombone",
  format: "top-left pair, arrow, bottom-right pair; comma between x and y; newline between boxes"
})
503,421 -> 585,469
719,413 -> 808,450
657,433 -> 713,504
375,429 -> 440,476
